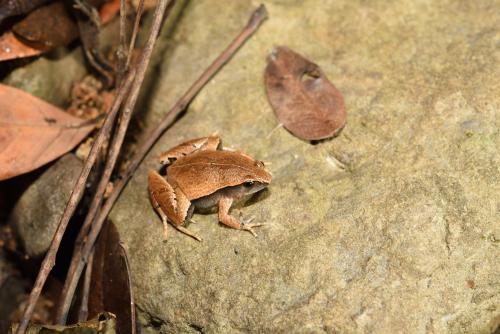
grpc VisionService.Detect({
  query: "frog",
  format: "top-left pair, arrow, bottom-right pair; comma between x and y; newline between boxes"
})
148,134 -> 272,241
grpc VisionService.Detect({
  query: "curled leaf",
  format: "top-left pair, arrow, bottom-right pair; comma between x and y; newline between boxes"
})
0,84 -> 95,181
89,221 -> 135,334
265,46 -> 346,141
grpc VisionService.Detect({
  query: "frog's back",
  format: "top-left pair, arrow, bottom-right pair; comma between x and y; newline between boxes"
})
167,150 -> 270,200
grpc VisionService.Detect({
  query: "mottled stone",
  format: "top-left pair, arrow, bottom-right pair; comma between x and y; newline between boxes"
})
9,154 -> 83,257
3,48 -> 87,107
111,0 -> 500,333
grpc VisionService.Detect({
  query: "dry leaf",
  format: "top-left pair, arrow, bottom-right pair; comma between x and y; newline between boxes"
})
100,0 -> 121,24
0,84 -> 95,181
0,0 -> 120,62
0,32 -> 48,62
10,312 -> 116,334
0,0 -> 51,26
89,221 -> 135,334
12,1 -> 79,49
265,46 -> 346,141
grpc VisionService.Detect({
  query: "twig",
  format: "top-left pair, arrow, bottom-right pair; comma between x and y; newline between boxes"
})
58,0 -> 147,296
116,0 -> 129,84
14,69 -> 136,334
125,0 -> 146,70
57,5 -> 268,323
77,249 -> 94,322
119,243 -> 136,334
55,0 -> 172,324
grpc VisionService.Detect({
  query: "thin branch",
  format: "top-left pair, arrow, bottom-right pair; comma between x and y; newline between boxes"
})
125,0 -> 146,69
55,0 -> 172,324
77,249 -> 94,322
59,0 -> 149,294
117,0 -> 129,84
14,69 -> 136,334
57,5 -> 268,322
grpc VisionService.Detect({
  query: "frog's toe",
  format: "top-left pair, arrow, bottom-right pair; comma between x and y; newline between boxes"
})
241,220 -> 264,237
161,218 -> 169,241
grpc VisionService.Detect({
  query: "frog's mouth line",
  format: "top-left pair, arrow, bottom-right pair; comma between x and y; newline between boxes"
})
241,187 -> 271,207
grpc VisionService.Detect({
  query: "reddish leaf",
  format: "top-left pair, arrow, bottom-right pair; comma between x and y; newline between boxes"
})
12,1 -> 79,49
265,46 -> 346,141
0,31 -> 47,62
0,84 -> 95,181
100,0 -> 121,24
0,0 -> 120,62
88,221 -> 135,334
0,0 -> 51,26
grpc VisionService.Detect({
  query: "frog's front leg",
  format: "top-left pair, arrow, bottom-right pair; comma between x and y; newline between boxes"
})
159,134 -> 221,165
218,197 -> 263,237
148,171 -> 202,241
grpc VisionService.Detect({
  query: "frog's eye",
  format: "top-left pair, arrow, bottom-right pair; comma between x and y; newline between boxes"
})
244,181 -> 254,187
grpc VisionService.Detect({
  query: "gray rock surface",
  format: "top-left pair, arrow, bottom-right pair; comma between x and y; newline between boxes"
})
9,154 -> 83,257
110,1 -> 500,333
3,48 -> 87,107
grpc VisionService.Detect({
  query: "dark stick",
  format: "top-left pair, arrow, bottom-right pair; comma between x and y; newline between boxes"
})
63,0 -> 137,258
125,0 -> 146,70
120,243 -> 136,334
55,0 -> 170,322
116,0 -> 129,84
14,69 -> 136,334
59,0 -> 148,287
58,5 -> 268,322
77,249 -> 94,322
55,0 -> 172,324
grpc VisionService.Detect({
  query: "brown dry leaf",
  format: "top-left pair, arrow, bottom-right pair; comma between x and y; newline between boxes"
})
88,221 -> 135,334
0,0 -> 52,25
265,46 -> 346,141
10,312 -> 116,334
0,0 -> 120,62
12,1 -> 79,49
100,0 -> 121,24
0,84 -> 95,181
0,32 -> 48,62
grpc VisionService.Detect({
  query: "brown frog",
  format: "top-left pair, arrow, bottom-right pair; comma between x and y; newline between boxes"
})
148,135 -> 272,241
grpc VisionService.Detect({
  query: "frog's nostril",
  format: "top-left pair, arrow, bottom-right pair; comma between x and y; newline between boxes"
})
255,160 -> 265,168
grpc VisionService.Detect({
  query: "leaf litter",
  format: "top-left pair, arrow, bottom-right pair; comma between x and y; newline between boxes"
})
265,46 -> 346,141
0,84 -> 96,181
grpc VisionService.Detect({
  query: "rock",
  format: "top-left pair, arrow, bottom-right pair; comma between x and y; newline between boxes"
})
9,154 -> 83,258
3,48 -> 87,107
110,0 -> 500,333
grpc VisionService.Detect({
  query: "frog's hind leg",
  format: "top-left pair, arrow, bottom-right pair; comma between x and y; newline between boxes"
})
170,184 -> 202,241
149,171 -> 175,240
148,171 -> 201,241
